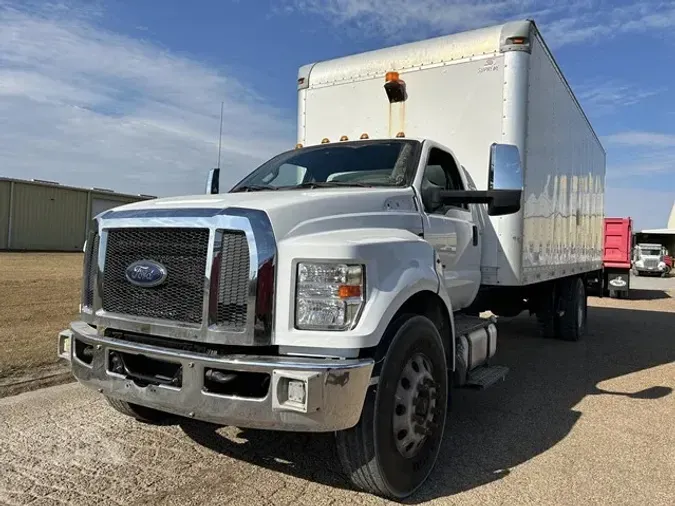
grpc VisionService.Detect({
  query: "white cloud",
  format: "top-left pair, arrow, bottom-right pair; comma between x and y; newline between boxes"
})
0,1 -> 294,197
574,80 -> 662,116
604,131 -> 675,189
604,131 -> 675,148
282,0 -> 675,47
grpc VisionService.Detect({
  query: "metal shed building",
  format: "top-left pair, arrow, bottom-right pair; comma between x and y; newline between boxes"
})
0,177 -> 154,251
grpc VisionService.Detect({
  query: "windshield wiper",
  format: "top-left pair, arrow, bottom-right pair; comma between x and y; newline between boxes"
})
285,181 -> 374,189
230,185 -> 278,193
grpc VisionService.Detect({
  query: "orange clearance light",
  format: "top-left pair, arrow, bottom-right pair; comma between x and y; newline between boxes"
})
360,133 -> 369,139
511,37 -> 526,44
338,285 -> 362,299
321,138 -> 330,144
396,131 -> 406,138
385,71 -> 400,82
295,143 -> 303,149
340,135 -> 349,141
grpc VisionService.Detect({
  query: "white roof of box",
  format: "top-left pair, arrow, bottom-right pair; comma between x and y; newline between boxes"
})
302,20 -> 534,87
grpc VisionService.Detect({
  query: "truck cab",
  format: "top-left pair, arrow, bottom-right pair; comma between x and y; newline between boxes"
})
58,136 -> 521,499
633,243 -> 669,277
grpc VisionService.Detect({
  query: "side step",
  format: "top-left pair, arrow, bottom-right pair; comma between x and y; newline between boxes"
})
464,365 -> 509,390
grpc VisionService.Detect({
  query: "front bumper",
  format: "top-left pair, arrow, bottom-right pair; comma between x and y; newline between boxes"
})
635,266 -> 665,273
58,321 -> 374,432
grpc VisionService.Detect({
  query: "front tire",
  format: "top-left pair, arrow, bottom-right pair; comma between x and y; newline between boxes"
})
105,396 -> 170,424
335,314 -> 448,500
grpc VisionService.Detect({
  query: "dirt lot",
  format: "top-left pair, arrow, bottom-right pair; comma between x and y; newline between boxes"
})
0,253 -> 82,389
0,278 -> 673,505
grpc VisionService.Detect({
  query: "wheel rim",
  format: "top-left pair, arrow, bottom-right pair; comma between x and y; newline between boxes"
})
392,352 -> 440,459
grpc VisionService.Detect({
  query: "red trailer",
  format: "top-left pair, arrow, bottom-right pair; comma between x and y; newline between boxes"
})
602,217 -> 633,298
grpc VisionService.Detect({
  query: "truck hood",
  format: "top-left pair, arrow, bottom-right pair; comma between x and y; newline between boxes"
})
105,187 -> 421,240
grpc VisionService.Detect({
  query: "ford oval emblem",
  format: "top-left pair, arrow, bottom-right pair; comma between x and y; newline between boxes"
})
125,260 -> 168,288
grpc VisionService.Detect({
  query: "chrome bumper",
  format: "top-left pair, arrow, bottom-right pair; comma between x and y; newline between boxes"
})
59,321 -> 374,432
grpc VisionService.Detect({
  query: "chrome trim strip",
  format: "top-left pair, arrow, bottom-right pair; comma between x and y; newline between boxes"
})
81,207 -> 277,346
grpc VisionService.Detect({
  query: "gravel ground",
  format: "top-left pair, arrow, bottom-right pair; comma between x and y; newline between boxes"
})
1,289 -> 674,506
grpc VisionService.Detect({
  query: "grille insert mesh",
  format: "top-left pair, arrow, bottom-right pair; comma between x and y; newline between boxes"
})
102,228 -> 209,324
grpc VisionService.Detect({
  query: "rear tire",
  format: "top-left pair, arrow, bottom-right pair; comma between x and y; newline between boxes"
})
555,277 -> 587,341
535,287 -> 557,339
105,396 -> 170,424
335,314 -> 448,500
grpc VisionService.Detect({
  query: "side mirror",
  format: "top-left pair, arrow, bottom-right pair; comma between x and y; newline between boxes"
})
436,143 -> 523,216
489,143 -> 523,191
485,142 -> 523,215
206,168 -> 220,194
485,189 -> 522,216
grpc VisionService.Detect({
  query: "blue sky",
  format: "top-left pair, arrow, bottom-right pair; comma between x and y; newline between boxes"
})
0,0 -> 673,230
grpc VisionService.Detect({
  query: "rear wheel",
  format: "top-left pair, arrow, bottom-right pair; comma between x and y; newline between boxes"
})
105,396 -> 170,424
556,277 -> 587,341
535,287 -> 557,339
335,314 -> 448,500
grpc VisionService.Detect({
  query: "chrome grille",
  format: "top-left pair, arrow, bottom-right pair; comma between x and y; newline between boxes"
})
216,231 -> 250,330
644,258 -> 659,268
82,234 -> 99,308
102,228 -> 210,324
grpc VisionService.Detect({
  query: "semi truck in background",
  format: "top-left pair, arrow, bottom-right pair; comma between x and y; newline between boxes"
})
602,217 -> 633,298
633,242 -> 671,277
58,20 -> 605,500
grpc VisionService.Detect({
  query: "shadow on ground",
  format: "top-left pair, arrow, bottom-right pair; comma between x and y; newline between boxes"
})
179,305 -> 675,503
623,289 -> 672,301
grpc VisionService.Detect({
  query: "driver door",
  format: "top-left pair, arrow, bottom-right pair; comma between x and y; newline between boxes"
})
415,142 -> 481,310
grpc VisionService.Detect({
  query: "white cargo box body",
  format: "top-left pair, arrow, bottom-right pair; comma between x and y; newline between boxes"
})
296,20 -> 606,287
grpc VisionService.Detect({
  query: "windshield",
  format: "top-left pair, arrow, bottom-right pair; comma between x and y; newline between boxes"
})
230,139 -> 421,192
640,248 -> 661,256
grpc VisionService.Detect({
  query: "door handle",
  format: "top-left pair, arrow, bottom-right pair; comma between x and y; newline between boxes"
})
472,225 -> 478,246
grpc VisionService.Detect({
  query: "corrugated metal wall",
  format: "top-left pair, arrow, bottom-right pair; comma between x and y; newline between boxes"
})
11,182 -> 88,251
0,178 -> 153,251
0,181 -> 10,249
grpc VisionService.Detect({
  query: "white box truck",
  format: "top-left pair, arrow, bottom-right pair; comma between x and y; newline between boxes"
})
58,19 -> 605,500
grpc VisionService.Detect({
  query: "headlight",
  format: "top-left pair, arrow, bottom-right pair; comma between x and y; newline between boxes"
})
295,262 -> 365,330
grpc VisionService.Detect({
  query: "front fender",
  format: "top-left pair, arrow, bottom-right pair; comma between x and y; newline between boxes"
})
273,228 -> 448,350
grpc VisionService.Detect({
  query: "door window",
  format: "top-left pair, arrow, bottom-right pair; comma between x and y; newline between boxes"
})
421,148 -> 467,214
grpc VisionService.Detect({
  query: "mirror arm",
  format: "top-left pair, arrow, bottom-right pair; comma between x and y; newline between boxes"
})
439,189 -> 522,205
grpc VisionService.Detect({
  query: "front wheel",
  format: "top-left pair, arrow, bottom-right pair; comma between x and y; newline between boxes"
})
335,314 -> 448,500
105,396 -> 170,424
